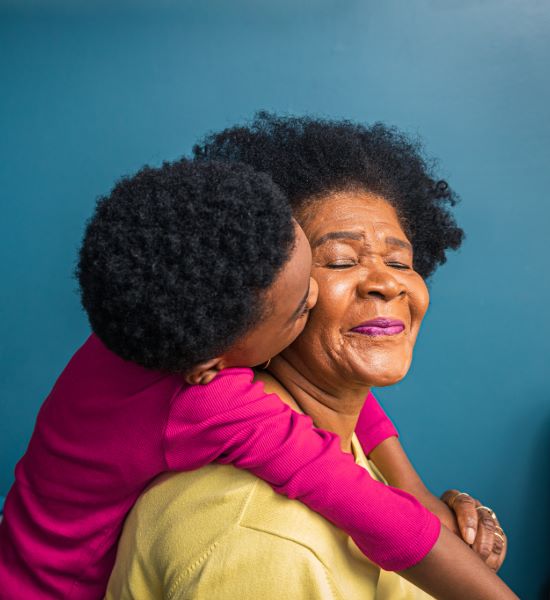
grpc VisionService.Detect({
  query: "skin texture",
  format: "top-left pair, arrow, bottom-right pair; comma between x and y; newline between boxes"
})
186,222 -> 318,384
441,489 -> 507,571
268,190 -> 517,599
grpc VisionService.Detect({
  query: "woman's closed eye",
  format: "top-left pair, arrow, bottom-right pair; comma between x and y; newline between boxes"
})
325,260 -> 411,270
386,261 -> 411,270
326,259 -> 357,269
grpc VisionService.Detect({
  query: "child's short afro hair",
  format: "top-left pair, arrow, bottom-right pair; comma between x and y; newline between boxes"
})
77,158 -> 295,373
194,112 -> 464,279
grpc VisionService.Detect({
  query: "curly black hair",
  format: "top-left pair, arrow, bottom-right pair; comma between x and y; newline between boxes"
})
77,158 -> 295,373
194,112 -> 464,278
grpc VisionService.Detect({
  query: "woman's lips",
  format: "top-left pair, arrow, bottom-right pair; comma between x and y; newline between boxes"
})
351,318 -> 405,337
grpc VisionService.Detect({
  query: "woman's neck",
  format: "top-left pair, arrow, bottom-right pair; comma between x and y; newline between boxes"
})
267,353 -> 371,453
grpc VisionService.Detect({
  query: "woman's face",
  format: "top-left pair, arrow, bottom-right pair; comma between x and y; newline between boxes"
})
283,190 -> 429,390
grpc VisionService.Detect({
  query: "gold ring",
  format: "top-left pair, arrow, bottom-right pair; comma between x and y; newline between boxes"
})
494,532 -> 505,544
495,526 -> 504,536
476,505 -> 497,520
448,492 -> 470,509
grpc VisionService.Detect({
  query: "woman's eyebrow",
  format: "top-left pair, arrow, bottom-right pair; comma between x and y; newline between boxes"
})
311,231 -> 412,252
386,236 -> 412,251
311,231 -> 364,248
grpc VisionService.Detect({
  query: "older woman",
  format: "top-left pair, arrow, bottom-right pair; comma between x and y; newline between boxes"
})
106,115 -> 516,599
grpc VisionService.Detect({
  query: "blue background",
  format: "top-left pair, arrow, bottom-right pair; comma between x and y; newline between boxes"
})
1,1 -> 549,596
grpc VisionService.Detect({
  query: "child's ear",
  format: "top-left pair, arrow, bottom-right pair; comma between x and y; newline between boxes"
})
184,357 -> 226,386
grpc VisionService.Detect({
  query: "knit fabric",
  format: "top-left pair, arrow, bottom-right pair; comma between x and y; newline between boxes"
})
0,335 -> 439,599
106,435 -> 434,600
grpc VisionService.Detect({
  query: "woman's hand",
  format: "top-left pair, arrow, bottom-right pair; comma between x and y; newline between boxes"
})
441,490 -> 507,572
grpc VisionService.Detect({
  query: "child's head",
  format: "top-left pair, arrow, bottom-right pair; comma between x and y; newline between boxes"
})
77,158 -> 318,383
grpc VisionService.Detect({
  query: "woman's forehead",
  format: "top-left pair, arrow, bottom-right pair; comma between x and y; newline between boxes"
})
302,191 -> 407,242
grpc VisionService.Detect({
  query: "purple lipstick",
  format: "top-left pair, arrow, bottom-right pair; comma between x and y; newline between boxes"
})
351,318 -> 405,337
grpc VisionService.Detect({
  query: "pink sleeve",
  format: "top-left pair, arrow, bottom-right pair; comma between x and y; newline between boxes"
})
356,392 -> 399,456
164,369 -> 440,571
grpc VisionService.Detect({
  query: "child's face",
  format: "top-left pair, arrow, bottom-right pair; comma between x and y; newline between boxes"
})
223,222 -> 318,368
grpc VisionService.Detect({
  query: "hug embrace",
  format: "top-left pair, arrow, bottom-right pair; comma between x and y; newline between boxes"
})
0,113 -> 517,599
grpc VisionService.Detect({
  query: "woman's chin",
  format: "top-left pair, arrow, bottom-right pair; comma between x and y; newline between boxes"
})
355,360 -> 412,388
366,373 -> 407,388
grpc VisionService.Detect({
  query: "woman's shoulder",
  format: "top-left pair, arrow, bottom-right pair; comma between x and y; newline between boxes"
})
109,451 -> 431,600
124,461 -> 343,569
107,464 -> 260,598
114,463 -> 377,600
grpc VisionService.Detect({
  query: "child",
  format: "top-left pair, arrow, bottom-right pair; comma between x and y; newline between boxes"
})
0,159 -> 440,599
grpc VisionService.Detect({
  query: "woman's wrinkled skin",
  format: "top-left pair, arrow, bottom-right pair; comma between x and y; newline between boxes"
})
270,190 -> 508,577
274,191 -> 429,452
441,489 -> 507,571
291,193 -> 427,389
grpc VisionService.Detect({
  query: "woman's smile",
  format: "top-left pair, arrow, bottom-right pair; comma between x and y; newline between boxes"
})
350,318 -> 405,337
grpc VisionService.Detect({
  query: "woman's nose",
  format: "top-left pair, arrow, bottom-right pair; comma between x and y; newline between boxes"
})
357,265 -> 405,301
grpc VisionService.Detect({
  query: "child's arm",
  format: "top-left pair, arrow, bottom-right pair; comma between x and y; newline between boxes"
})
361,397 -> 507,572
401,524 -> 517,600
368,435 -> 458,530
357,394 -> 458,531
354,392 -> 455,528
165,368 -> 438,571
355,390 -> 400,455
333,390 -> 457,532
164,369 -> 517,598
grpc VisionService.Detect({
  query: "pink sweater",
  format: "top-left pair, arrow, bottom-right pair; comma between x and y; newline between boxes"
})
0,335 -> 440,599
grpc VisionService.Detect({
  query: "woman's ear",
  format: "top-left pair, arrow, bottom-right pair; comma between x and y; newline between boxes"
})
184,357 -> 226,386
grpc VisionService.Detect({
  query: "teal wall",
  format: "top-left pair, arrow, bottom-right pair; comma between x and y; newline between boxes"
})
1,1 -> 548,596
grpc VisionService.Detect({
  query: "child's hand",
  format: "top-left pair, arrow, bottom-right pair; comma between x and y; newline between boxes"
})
441,489 -> 507,572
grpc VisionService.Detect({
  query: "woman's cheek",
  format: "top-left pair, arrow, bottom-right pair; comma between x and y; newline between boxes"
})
411,275 -> 430,321
317,272 -> 352,310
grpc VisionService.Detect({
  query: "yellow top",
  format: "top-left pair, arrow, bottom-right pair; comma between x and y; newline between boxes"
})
106,376 -> 433,600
